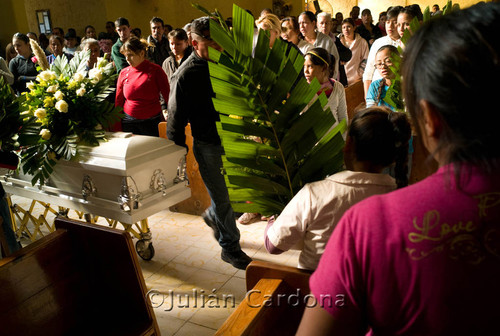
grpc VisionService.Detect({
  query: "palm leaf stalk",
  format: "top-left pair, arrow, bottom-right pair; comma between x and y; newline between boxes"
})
193,3 -> 346,215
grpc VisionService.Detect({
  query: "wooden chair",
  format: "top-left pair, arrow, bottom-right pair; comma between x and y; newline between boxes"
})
158,122 -> 211,216
216,261 -> 312,336
0,217 -> 159,336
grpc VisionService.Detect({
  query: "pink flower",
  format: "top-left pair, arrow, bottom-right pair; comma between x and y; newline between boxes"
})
31,56 -> 38,63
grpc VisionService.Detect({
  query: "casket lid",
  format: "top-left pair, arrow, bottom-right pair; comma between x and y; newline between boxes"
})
72,132 -> 184,175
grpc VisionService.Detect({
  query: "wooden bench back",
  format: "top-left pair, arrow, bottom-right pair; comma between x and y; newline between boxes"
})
0,217 -> 159,336
345,80 -> 365,121
216,261 -> 311,336
159,122 -> 211,215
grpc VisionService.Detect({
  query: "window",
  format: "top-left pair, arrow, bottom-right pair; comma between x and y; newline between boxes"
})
36,10 -> 52,34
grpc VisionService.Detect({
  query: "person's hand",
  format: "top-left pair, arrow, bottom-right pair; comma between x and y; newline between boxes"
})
162,109 -> 168,121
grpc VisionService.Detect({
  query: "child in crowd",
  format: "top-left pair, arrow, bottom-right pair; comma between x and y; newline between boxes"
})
366,45 -> 398,110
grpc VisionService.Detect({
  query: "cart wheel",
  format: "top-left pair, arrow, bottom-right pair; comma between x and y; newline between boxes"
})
135,239 -> 155,261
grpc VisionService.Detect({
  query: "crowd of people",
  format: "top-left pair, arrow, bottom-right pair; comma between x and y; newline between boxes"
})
2,2 -> 500,332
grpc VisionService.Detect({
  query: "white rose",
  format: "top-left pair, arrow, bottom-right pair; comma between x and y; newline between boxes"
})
40,129 -> 51,140
47,85 -> 58,93
73,72 -> 84,82
55,100 -> 69,113
54,90 -> 64,101
37,70 -> 57,82
76,87 -> 86,97
27,81 -> 35,90
34,108 -> 47,119
88,68 -> 103,82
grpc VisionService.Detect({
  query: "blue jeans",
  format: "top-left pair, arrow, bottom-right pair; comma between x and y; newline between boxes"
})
193,140 -> 241,252
1,195 -> 20,257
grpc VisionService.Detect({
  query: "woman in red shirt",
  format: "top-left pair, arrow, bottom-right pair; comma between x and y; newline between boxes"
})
115,36 -> 170,136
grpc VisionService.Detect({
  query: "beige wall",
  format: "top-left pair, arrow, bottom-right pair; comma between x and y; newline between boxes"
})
0,0 -> 29,58
0,0 -> 487,58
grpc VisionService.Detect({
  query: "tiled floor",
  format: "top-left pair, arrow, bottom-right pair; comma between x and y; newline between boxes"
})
7,195 -> 300,335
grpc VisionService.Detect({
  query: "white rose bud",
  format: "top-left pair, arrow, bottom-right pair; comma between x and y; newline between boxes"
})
89,68 -> 103,82
73,72 -> 84,82
40,129 -> 51,140
27,81 -> 35,90
47,85 -> 58,93
96,57 -> 107,69
55,100 -> 69,113
34,108 -> 47,119
54,90 -> 64,101
76,87 -> 86,96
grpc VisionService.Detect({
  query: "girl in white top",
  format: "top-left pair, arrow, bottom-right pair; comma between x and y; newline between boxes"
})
265,107 -> 411,270
339,18 -> 369,86
363,6 -> 403,97
303,47 -> 347,131
299,11 -> 339,80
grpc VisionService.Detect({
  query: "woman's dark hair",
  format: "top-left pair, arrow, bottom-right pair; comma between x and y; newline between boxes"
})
375,45 -> 399,106
85,25 -> 95,32
402,2 -> 500,176
120,36 -> 147,54
341,18 -> 355,27
49,35 -> 64,46
168,28 -> 188,41
13,32 -> 30,44
386,6 -> 403,20
348,107 -> 411,188
305,47 -> 335,78
401,4 -> 423,21
281,16 -> 300,32
299,11 -> 317,23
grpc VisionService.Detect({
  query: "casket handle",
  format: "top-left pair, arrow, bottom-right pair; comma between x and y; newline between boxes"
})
81,175 -> 97,201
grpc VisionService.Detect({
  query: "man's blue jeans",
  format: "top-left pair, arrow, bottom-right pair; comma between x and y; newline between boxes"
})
193,139 -> 241,252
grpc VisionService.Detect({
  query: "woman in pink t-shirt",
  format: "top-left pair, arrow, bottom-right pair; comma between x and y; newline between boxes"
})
297,3 -> 500,335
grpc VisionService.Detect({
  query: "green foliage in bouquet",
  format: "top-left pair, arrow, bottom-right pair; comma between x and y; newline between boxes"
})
384,1 -> 459,111
0,77 -> 22,152
19,51 -> 122,185
193,3 -> 346,215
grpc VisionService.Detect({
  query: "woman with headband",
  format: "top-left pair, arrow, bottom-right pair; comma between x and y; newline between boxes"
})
303,47 -> 347,131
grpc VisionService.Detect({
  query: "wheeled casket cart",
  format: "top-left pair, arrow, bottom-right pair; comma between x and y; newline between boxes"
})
1,132 -> 190,260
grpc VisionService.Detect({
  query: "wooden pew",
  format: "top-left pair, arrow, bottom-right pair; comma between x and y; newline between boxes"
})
158,122 -> 211,216
0,217 -> 159,336
345,80 -> 366,121
216,261 -> 312,336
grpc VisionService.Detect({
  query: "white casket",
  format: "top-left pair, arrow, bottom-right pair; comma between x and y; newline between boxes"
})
2,132 -> 190,225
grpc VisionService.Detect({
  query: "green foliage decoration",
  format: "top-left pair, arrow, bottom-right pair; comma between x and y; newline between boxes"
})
18,50 -> 122,186
192,3 -> 347,215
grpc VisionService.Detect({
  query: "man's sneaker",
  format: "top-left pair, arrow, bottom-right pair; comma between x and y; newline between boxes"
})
202,211 -> 220,241
221,249 -> 252,270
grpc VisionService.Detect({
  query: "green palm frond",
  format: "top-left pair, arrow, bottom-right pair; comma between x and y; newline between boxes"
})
195,4 -> 346,215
